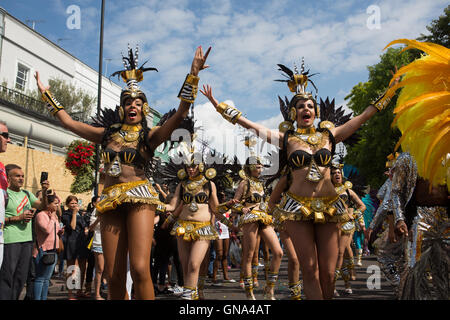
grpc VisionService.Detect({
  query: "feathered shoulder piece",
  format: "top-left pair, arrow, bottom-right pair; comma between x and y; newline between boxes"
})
91,105 -> 122,129
384,39 -> 449,190
318,97 -> 360,146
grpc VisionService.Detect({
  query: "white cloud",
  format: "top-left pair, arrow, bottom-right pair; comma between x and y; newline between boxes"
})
91,0 -> 447,120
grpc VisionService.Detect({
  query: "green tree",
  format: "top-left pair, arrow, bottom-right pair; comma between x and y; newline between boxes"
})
47,77 -> 96,121
417,5 -> 449,48
343,48 -> 419,188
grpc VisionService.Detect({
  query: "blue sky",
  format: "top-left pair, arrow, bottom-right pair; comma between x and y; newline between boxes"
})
1,0 -> 447,160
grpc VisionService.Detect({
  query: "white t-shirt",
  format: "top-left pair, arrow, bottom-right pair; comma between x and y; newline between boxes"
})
89,209 -> 102,248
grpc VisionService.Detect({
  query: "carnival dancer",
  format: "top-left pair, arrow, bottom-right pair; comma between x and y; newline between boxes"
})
160,148 -> 237,300
365,155 -> 405,291
382,39 -> 449,299
224,156 -> 283,300
34,45 -> 211,300
200,58 -> 399,299
331,163 -> 366,295
268,175 -> 302,300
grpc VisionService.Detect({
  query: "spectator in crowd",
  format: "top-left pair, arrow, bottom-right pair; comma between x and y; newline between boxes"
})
33,194 -> 63,300
88,197 -> 106,300
0,164 -> 47,300
83,196 -> 99,297
0,120 -> 10,270
211,191 -> 235,285
152,194 -> 183,295
62,195 -> 89,300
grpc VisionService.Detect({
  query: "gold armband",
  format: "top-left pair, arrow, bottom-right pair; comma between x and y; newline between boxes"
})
371,86 -> 396,112
215,102 -> 242,124
41,90 -> 64,115
177,74 -> 200,104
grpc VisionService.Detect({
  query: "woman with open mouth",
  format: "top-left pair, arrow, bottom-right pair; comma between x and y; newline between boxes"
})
34,44 -> 211,300
200,60 -> 399,299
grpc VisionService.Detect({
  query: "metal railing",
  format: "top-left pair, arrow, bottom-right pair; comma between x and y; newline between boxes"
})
0,85 -> 87,122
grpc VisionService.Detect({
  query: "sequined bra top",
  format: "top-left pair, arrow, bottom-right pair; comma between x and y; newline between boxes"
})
180,175 -> 211,204
285,128 -> 335,170
288,149 -> 333,169
242,178 -> 265,204
101,148 -> 147,169
182,192 -> 210,204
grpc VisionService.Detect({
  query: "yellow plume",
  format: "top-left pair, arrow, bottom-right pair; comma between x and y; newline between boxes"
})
385,39 -> 450,191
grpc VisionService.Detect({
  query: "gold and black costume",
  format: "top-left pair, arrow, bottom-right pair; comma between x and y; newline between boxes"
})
233,174 -> 272,228
169,171 -> 219,241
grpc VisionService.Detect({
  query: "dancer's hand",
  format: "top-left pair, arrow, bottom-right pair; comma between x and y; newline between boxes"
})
388,66 -> 401,88
241,207 -> 250,214
394,220 -> 408,238
227,199 -> 240,207
388,225 -> 397,243
190,46 -> 211,76
200,84 -> 219,107
34,71 -> 50,94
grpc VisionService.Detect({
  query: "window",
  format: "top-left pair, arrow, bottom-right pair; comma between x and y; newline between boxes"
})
15,63 -> 29,91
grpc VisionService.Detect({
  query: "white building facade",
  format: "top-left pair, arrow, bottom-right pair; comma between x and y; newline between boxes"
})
0,7 -> 164,157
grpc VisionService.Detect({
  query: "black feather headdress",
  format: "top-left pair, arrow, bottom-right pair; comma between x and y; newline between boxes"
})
110,44 -> 158,106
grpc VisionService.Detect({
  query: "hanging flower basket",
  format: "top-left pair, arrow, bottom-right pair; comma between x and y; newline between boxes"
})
65,140 -> 96,194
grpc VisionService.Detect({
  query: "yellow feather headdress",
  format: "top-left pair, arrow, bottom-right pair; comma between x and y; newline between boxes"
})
384,39 -> 449,191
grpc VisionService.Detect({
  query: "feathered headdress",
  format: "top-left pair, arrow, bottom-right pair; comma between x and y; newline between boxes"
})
384,39 -> 449,191
275,58 -> 319,128
110,44 -> 158,115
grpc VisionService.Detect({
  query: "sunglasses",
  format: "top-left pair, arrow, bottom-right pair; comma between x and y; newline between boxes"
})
0,132 -> 9,139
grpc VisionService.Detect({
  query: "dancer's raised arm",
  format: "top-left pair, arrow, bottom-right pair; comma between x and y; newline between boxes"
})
148,46 -> 211,150
34,71 -> 104,144
200,85 -> 284,148
331,68 -> 400,143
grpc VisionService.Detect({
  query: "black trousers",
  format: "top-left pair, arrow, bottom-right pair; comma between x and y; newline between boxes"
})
0,241 -> 33,300
153,234 -> 183,287
85,250 -> 95,286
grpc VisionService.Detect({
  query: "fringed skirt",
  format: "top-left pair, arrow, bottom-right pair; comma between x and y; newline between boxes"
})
96,180 -> 163,214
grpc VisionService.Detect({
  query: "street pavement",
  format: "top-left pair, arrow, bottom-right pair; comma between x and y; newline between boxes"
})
22,254 -> 395,300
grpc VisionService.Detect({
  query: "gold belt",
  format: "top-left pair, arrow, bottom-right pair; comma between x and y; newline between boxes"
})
281,192 -> 340,223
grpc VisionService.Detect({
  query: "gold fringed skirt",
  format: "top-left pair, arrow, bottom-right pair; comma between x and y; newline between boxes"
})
96,180 -> 163,214
238,209 -> 273,228
170,220 -> 219,241
274,192 -> 350,224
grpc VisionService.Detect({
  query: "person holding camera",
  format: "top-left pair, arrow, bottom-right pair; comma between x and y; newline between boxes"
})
33,194 -> 63,300
0,164 -> 47,300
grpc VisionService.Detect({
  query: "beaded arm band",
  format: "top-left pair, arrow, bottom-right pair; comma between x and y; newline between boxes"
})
41,90 -> 64,115
177,74 -> 200,104
371,86 -> 396,111
215,102 -> 242,124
